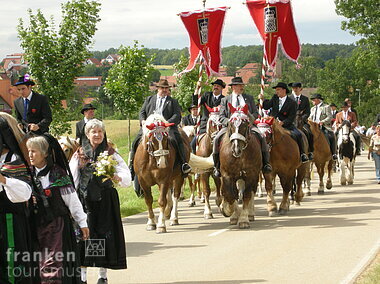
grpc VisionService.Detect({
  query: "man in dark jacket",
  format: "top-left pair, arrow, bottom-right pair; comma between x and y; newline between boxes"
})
263,82 -> 309,163
289,82 -> 314,160
129,79 -> 191,195
182,104 -> 198,127
212,77 -> 272,176
76,103 -> 97,145
13,75 -> 52,134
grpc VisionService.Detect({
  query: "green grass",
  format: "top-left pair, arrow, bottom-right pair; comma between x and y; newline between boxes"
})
355,256 -> 380,284
68,120 -> 196,217
159,69 -> 174,76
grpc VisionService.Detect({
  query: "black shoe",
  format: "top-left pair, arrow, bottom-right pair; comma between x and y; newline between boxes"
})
181,163 -> 192,174
213,167 -> 221,177
332,154 -> 338,161
301,153 -> 308,163
262,164 -> 272,174
308,152 -> 314,160
356,150 -> 361,156
97,278 -> 108,284
80,281 -> 87,284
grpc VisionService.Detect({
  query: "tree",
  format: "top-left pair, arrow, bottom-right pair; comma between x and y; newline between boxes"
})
17,0 -> 101,135
104,41 -> 154,150
335,0 -> 380,52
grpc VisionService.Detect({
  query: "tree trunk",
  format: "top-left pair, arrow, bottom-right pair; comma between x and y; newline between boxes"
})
128,117 -> 131,151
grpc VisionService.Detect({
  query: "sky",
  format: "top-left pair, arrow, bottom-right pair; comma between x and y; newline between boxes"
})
1,0 -> 359,61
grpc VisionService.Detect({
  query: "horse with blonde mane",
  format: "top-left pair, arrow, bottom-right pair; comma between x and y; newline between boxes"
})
58,136 -> 80,161
134,113 -> 191,233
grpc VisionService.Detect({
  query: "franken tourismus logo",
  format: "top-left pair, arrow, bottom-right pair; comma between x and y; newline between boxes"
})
85,239 -> 105,257
197,18 -> 209,45
264,6 -> 278,33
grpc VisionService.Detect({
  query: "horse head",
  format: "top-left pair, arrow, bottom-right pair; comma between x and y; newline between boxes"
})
339,120 -> 352,144
205,104 -> 222,140
58,136 -> 80,161
143,114 -> 174,168
295,110 -> 305,129
227,103 -> 250,158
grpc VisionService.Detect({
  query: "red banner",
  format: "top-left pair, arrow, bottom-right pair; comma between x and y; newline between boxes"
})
246,0 -> 300,68
179,7 -> 227,77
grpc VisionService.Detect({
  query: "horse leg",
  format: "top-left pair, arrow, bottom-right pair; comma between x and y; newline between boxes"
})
326,160 -> 333,189
317,163 -> 325,194
230,201 -> 240,225
347,158 -> 354,185
170,176 -> 184,226
278,176 -> 292,215
238,188 -> 251,229
201,173 -> 213,219
143,186 -> 156,231
304,162 -> 312,196
188,175 -> 196,207
264,172 -> 277,216
295,166 -> 306,205
156,183 -> 169,233
213,176 -> 222,207
257,172 -> 264,197
165,188 -> 173,219
340,159 -> 347,186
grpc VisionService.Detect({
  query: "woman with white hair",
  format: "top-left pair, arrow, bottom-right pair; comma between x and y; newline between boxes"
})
27,134 -> 89,283
70,119 -> 131,284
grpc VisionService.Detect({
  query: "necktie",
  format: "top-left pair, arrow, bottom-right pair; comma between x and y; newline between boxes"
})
157,97 -> 164,113
23,98 -> 29,120
235,95 -> 241,108
279,99 -> 283,110
314,105 -> 318,121
296,97 -> 300,105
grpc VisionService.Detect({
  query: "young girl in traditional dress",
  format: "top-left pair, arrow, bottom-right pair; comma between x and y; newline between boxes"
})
70,119 -> 131,284
27,135 -> 89,284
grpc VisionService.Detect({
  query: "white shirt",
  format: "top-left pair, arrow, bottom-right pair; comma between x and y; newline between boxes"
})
278,96 -> 287,110
342,111 -> 349,120
35,165 -> 88,228
0,153 -> 32,203
155,96 -> 167,114
312,102 -> 323,123
213,94 -> 221,101
231,92 -> 245,108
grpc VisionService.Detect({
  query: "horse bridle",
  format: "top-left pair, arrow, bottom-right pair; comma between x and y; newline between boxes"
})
146,124 -> 170,158
207,113 -> 223,143
229,112 -> 250,158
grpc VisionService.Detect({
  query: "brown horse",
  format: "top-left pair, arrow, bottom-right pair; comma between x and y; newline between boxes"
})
218,104 -> 262,229
196,104 -> 222,219
58,136 -> 80,161
308,120 -> 333,194
257,117 -> 305,214
134,114 -> 190,233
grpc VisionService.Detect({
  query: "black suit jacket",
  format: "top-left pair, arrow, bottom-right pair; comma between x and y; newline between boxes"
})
76,119 -> 86,140
182,114 -> 197,126
139,95 -> 181,127
192,92 -> 224,133
14,91 -> 52,134
291,94 -> 310,122
377,113 -> 380,124
263,95 -> 297,129
219,93 -> 259,127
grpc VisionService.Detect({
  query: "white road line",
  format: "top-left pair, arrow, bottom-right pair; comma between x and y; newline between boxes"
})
208,229 -> 229,237
340,239 -> 380,284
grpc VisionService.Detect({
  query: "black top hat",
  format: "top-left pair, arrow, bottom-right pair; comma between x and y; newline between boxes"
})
330,103 -> 337,107
187,104 -> 198,112
211,79 -> 226,88
272,82 -> 290,94
228,77 -> 245,86
14,74 -> 35,86
310,93 -> 324,100
288,82 -> 302,88
81,103 -> 97,114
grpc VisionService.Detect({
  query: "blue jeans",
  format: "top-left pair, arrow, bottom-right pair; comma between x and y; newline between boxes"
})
372,152 -> 380,181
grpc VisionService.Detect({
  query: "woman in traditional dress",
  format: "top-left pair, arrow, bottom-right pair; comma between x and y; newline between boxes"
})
0,112 -> 35,284
368,124 -> 380,184
27,135 -> 89,284
70,119 -> 131,284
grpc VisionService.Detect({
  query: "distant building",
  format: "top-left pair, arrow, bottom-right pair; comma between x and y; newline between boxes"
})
100,54 -> 120,65
74,76 -> 103,88
235,63 -> 260,83
2,54 -> 28,72
84,58 -> 101,67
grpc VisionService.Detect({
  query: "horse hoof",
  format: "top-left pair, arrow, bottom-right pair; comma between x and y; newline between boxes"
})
340,182 -> 346,186
239,222 -> 250,229
273,190 -> 276,195
204,214 -> 214,220
170,219 -> 179,226
249,215 -> 255,222
296,202 -> 301,206
306,191 -> 311,196
188,201 -> 196,207
215,198 -> 222,207
146,224 -> 156,231
230,218 -> 238,225
317,190 -> 324,195
278,209 -> 287,215
348,181 -> 353,185
179,197 -> 185,201
268,211 -> 277,217
156,227 -> 167,234
326,183 -> 333,190
200,198 -> 205,204
238,199 -> 243,205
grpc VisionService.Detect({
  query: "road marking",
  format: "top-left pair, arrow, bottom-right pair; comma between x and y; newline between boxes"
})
340,239 -> 380,284
208,229 -> 228,237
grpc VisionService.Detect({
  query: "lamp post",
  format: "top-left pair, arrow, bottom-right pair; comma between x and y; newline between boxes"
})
355,88 -> 361,106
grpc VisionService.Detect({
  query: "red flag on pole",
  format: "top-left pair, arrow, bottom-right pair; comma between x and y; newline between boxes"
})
246,0 -> 301,68
179,7 -> 227,77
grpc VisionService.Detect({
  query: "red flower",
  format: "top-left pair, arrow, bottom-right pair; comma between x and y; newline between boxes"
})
283,112 -> 287,115
44,189 -> 51,197
32,109 -> 37,113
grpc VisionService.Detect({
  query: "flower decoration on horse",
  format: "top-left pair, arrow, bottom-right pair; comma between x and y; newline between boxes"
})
228,103 -> 250,128
93,150 -> 119,186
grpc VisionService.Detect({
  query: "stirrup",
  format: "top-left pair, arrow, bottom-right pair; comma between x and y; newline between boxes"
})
332,154 -> 338,161
301,154 -> 308,163
181,163 -> 192,174
308,152 -> 314,160
213,167 -> 221,177
262,164 -> 272,174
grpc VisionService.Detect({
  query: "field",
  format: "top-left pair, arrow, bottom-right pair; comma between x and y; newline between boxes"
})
154,64 -> 174,76
69,120 -> 193,217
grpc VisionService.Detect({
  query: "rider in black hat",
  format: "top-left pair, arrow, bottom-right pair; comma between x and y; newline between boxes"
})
76,103 -> 97,145
263,82 -> 309,163
13,74 -> 52,134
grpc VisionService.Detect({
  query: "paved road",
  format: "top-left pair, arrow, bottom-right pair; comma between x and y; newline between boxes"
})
87,155 -> 380,284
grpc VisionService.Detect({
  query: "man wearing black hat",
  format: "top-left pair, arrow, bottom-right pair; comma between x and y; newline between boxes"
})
129,79 -> 191,196
212,77 -> 272,176
76,103 -> 97,144
330,103 -> 338,119
13,74 -> 52,134
263,82 -> 309,163
289,82 -> 314,160
182,104 -> 199,127
309,94 -> 338,160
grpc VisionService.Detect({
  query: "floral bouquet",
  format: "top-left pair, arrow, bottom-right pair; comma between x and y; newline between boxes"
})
93,151 -> 119,187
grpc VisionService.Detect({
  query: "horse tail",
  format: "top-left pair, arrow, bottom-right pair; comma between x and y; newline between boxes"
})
189,153 -> 214,171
